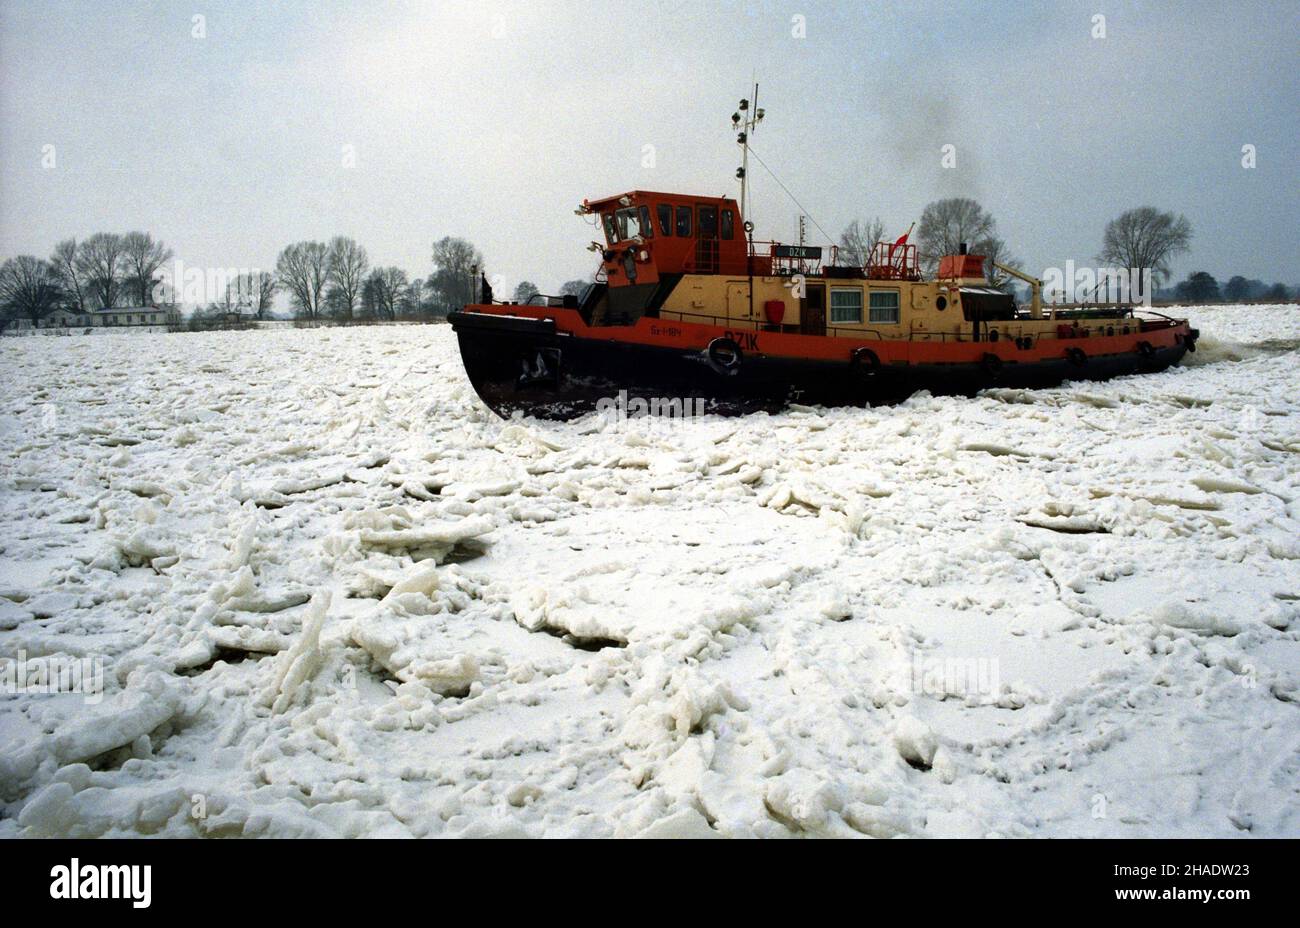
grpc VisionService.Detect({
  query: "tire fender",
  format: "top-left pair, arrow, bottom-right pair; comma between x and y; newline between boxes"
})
706,337 -> 743,375
850,346 -> 881,377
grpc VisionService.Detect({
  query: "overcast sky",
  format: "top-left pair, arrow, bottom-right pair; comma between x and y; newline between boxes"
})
2,0 -> 1297,299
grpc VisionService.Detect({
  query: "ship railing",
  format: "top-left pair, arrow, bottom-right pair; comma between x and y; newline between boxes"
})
866,241 -> 921,281
1045,301 -> 1137,313
679,240 -> 846,278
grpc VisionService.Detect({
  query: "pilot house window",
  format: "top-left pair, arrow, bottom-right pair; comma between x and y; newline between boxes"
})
868,290 -> 901,324
638,205 -> 653,238
614,207 -> 644,241
721,209 -> 735,240
657,204 -> 672,236
676,205 -> 692,237
830,288 -> 862,324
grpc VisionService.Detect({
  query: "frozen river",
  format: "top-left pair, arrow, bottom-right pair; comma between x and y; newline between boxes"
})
1,305 -> 1297,837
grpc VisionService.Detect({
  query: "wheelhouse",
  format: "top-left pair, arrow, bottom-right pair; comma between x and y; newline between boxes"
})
583,190 -> 748,282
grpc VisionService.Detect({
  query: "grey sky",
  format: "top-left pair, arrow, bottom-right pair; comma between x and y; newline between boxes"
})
2,0 -> 1297,301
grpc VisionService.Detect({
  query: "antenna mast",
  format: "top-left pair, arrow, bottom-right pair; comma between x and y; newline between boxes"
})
731,82 -> 764,223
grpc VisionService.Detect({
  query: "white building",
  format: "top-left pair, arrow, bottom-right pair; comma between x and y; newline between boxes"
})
42,308 -> 92,328
88,305 -> 180,328
4,304 -> 182,336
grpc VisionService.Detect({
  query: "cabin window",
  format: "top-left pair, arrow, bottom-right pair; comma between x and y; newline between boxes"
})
614,206 -> 644,241
869,290 -> 901,323
721,209 -> 734,240
676,205 -> 692,237
830,288 -> 863,324
698,205 -> 718,237
657,204 -> 672,236
602,213 -> 616,244
638,205 -> 654,238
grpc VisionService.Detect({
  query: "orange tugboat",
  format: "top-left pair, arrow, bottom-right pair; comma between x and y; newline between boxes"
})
450,97 -> 1197,420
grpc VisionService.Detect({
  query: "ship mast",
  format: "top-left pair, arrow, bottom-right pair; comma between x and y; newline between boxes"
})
731,83 -> 764,223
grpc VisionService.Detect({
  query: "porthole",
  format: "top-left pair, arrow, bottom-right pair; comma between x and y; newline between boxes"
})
935,296 -> 948,311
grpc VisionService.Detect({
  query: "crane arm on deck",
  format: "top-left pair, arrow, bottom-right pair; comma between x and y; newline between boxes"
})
993,261 -> 1049,320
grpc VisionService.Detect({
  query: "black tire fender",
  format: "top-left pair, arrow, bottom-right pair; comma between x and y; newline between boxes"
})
850,346 -> 881,377
1137,340 -> 1156,360
1185,328 -> 1199,352
1066,346 -> 1088,367
981,352 -> 1003,378
706,337 -> 743,374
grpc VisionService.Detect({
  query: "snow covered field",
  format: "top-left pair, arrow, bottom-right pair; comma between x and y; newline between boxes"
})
1,305 -> 1297,838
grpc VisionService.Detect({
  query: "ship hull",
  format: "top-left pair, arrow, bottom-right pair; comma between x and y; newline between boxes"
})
448,307 -> 1193,420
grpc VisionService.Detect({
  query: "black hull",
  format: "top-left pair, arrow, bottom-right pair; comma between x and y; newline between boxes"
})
448,313 -> 1189,420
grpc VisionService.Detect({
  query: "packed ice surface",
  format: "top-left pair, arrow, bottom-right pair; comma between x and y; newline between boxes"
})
1,305 -> 1297,838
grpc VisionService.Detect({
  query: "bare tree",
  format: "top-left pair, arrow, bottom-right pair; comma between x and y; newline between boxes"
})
559,279 -> 589,298
512,280 -> 540,303
401,278 -> 425,316
0,256 -> 63,327
225,271 -> 277,318
429,236 -> 484,311
276,241 -> 330,319
1222,276 -> 1251,302
916,198 -> 993,269
1174,271 -> 1220,304
323,286 -> 348,317
366,266 -> 409,319
77,232 -> 127,308
977,237 -> 1023,292
916,198 -> 1018,289
122,231 -> 173,306
1098,207 -> 1192,289
361,274 -> 381,319
836,218 -> 885,267
50,239 -> 87,313
326,236 -> 369,319
246,271 -> 277,318
217,279 -> 237,315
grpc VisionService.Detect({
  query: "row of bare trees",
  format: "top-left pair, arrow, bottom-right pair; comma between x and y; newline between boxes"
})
55,232 -> 172,309
1170,271 -> 1290,304
2,228 -> 489,330
268,235 -> 484,321
0,232 -> 173,328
